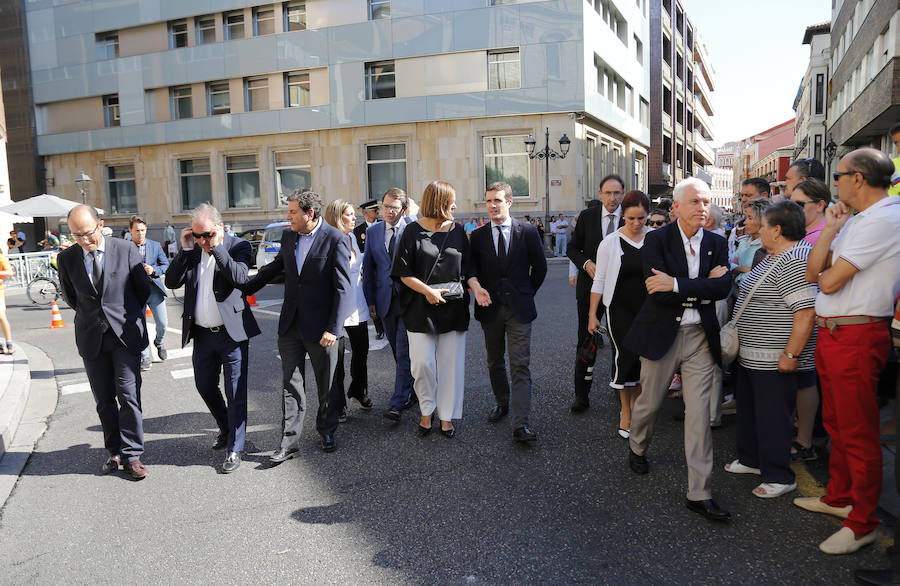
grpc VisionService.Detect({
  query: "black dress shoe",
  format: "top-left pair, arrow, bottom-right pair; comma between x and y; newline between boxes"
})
321,434 -> 336,452
155,342 -> 167,361
383,407 -> 401,422
570,398 -> 590,413
222,452 -> 241,473
685,498 -> 731,521
854,568 -> 900,585
338,407 -> 348,423
628,447 -> 649,475
513,426 -> 537,443
376,331 -> 385,340
212,432 -> 227,450
487,404 -> 509,423
350,394 -> 373,411
269,447 -> 300,464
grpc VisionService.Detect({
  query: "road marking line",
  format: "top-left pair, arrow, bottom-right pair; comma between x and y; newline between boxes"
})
61,382 -> 91,395
253,299 -> 282,308
252,308 -> 281,317
170,368 -> 194,380
166,346 -> 193,360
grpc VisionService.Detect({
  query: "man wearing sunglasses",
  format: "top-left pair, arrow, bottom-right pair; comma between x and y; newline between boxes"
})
57,205 -> 153,480
165,203 -> 261,474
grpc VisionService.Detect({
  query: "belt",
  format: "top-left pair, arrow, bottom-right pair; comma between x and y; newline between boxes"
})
194,324 -> 225,333
815,315 -> 889,334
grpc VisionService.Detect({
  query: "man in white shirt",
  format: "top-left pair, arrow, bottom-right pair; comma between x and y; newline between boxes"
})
551,213 -> 568,257
796,148 -> 900,555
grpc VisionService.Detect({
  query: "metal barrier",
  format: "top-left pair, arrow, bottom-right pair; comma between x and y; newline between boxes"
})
5,251 -> 57,289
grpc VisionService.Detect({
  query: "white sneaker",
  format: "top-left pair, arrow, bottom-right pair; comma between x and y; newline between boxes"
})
792,496 -> 852,519
818,526 -> 877,555
724,459 -> 761,475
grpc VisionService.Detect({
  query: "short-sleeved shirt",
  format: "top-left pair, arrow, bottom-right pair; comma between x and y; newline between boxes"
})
391,221 -> 470,334
735,241 -> 818,371
816,197 -> 900,318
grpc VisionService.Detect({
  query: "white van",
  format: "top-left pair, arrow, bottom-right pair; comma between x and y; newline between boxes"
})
256,220 -> 290,268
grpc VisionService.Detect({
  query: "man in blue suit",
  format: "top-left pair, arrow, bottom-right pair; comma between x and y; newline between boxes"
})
467,182 -> 547,442
622,177 -> 733,521
128,215 -> 169,371
362,187 -> 416,421
165,204 -> 261,473
243,189 -> 353,459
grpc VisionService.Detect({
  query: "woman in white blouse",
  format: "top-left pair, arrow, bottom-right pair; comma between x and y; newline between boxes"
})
324,199 -> 372,420
587,190 -> 651,439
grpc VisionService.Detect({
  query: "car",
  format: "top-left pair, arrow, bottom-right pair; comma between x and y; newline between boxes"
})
256,220 -> 291,269
236,228 -> 265,267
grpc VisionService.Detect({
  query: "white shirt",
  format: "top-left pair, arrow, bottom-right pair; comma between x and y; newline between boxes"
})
194,250 -> 224,327
602,207 -> 622,237
384,219 -> 406,254
344,236 -> 371,327
673,222 -> 704,326
490,217 -> 512,255
816,196 -> 900,317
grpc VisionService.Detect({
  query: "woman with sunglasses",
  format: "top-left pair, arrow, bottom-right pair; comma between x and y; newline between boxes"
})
647,210 -> 667,229
587,190 -> 651,439
789,178 -> 831,246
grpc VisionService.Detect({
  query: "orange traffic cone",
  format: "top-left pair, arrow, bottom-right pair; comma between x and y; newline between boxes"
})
49,300 -> 66,329
146,307 -> 152,318
247,294 -> 258,307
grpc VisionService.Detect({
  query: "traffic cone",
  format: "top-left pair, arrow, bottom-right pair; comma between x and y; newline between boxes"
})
247,294 -> 258,307
146,307 -> 152,318
49,300 -> 66,329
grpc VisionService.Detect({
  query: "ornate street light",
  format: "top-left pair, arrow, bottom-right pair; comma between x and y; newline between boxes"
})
525,128 -> 570,250
824,136 -> 837,165
75,171 -> 92,204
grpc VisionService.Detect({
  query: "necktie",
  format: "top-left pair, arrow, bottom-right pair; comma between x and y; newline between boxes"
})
387,226 -> 396,258
497,226 -> 507,266
90,251 -> 103,293
605,214 -> 615,236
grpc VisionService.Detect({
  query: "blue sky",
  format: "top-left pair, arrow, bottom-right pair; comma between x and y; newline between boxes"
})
679,0 -> 832,146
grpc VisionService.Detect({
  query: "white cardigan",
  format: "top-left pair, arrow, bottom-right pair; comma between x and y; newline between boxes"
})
590,229 -> 647,307
344,235 -> 371,327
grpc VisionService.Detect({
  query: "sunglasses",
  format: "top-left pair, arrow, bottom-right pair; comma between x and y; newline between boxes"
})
832,171 -> 858,181
192,231 -> 214,239
648,220 -> 665,226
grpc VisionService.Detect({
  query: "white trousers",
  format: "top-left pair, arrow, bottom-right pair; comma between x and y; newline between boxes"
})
407,330 -> 466,421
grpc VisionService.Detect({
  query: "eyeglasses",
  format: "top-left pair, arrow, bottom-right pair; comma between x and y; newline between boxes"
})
833,171 -> 858,181
192,231 -> 214,239
648,220 -> 665,226
601,191 -> 624,197
793,199 -> 817,206
381,204 -> 403,212
72,225 -> 100,240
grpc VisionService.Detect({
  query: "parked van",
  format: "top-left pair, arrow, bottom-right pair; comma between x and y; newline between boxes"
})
256,220 -> 290,268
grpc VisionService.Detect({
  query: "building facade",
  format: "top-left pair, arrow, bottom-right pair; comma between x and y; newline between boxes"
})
732,119 -> 795,193
646,0 -> 716,198
794,22 -> 830,163
1,0 -> 652,234
706,164 -> 731,210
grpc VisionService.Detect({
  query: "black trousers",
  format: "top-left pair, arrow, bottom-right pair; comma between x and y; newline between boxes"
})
191,327 -> 249,453
337,321 -> 369,407
573,281 -> 602,400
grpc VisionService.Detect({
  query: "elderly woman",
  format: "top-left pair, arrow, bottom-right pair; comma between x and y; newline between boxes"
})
730,198 -> 771,290
724,200 -> 817,498
391,181 -> 470,438
324,199 -> 372,420
789,177 -> 831,246
704,205 -> 726,237
587,190 -> 650,439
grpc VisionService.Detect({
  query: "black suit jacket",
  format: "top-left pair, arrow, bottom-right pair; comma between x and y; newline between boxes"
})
468,219 -> 547,324
57,237 -> 152,359
244,221 -> 353,343
353,222 -> 370,253
164,235 -> 261,347
566,205 -> 624,300
623,222 -> 732,364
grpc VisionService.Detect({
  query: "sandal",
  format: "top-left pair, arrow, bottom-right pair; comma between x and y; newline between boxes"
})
790,441 -> 817,462
1,342 -> 11,355
724,459 -> 761,475
752,482 -> 797,499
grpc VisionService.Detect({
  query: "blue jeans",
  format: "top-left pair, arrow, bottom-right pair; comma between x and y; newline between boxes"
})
555,232 -> 567,256
141,287 -> 167,361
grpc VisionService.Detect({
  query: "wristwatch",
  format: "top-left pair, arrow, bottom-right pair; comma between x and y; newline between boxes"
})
782,350 -> 797,359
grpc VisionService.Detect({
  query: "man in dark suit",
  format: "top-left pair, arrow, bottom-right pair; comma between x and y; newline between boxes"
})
57,205 -> 152,480
164,204 -> 261,473
566,174 -> 625,412
467,182 -> 547,442
622,177 -> 732,521
361,187 -> 416,421
243,189 -> 353,459
128,215 -> 170,371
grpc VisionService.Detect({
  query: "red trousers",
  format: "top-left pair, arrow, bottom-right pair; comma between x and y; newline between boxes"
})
816,321 -> 891,535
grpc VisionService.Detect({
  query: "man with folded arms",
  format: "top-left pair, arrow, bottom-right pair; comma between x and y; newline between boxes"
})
796,147 -> 900,555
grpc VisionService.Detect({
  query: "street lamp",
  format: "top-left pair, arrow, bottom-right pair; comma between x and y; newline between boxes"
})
75,171 -> 92,204
824,136 -> 837,166
525,127 -> 570,250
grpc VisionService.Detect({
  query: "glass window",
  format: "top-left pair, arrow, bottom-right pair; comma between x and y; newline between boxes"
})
196,16 -> 216,44
488,49 -> 520,90
366,144 -> 407,199
274,150 -> 312,207
245,77 -> 269,111
283,1 -> 306,31
207,81 -> 230,115
584,136 -> 596,201
169,20 -> 188,48
171,85 -> 192,120
634,35 -> 643,65
107,164 -> 137,215
814,134 -> 822,162
369,0 -> 390,19
254,7 -> 275,36
95,32 -> 118,60
103,94 -> 120,127
640,98 -> 649,126
815,73 -> 824,115
285,71 -> 310,107
226,155 -> 260,208
224,10 -> 245,40
366,61 -> 395,99
483,136 -> 530,198
179,159 -> 212,210
489,0 -> 517,5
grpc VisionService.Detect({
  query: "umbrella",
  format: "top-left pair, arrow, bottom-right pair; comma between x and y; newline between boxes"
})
0,210 -> 34,224
0,194 -> 104,217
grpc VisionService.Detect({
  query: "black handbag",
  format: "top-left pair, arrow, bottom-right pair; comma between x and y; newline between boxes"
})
424,225 -> 464,301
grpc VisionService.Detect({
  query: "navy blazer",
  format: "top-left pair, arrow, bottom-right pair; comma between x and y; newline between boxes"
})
468,219 -> 547,324
361,217 -> 411,317
623,222 -> 732,364
136,237 -> 169,296
57,237 -> 152,359
567,205 -> 624,299
244,221 -> 353,343
164,235 -> 261,348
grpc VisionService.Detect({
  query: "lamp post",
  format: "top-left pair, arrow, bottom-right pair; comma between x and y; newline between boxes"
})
75,171 -> 92,204
824,136 -> 838,199
525,127 -> 570,251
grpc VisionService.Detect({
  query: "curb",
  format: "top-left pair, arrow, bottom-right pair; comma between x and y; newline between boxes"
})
0,345 -> 31,460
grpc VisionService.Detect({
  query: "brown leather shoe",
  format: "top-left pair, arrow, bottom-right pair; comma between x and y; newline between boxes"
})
101,455 -> 121,474
123,460 -> 149,480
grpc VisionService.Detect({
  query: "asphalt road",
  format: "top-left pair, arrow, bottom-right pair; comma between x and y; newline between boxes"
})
0,262 -> 890,584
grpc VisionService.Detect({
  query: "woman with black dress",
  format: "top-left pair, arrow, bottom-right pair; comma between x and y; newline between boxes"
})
391,181 -> 470,438
587,190 -> 651,439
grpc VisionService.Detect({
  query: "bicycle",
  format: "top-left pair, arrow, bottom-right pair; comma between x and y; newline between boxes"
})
27,258 -> 61,306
